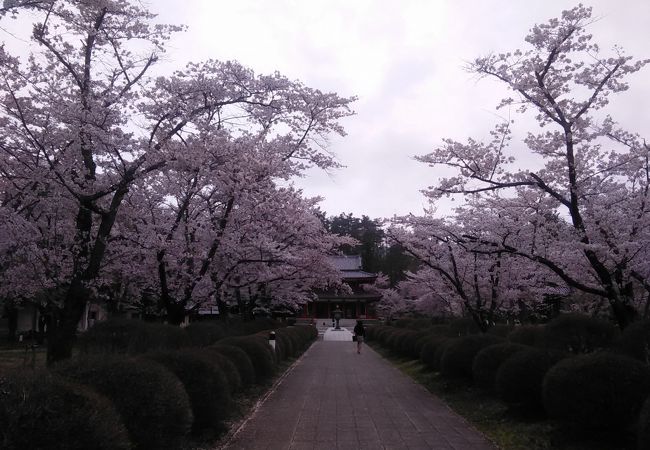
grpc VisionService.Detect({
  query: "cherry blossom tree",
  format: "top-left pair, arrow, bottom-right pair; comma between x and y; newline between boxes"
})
0,0 -> 354,363
417,5 -> 649,328
386,208 -> 560,330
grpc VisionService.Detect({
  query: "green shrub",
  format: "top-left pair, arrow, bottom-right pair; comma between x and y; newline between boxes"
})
398,330 -> 431,359
145,350 -> 232,434
496,348 -> 566,411
54,355 -> 192,450
616,319 -> 650,364
185,321 -> 227,347
472,342 -> 528,391
374,326 -> 394,345
197,347 -> 242,392
394,318 -> 432,329
78,319 -> 187,355
427,324 -> 452,337
440,334 -> 504,380
508,324 -> 544,346
543,353 -> 650,429
0,370 -> 132,450
384,328 -> 407,352
211,344 -> 255,387
447,317 -> 481,336
279,330 -> 297,358
147,323 -> 189,350
419,336 -> 450,370
227,317 -> 281,336
638,396 -> 650,450
487,324 -> 514,338
219,335 -> 276,382
540,314 -> 618,354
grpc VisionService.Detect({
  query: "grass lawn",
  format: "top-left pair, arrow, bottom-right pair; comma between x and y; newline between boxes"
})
0,341 -> 46,374
369,343 -> 637,450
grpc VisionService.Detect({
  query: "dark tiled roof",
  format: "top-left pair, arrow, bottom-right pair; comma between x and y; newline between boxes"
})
339,270 -> 377,279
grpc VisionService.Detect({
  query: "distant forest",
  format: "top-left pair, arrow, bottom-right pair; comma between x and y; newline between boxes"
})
318,213 -> 418,287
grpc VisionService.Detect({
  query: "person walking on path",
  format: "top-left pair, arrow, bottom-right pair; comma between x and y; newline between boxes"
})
353,319 -> 365,354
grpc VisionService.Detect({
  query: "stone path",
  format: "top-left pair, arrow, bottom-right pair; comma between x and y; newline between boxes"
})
221,340 -> 497,450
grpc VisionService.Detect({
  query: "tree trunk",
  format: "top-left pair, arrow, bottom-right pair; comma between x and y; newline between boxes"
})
46,281 -> 87,365
610,299 -> 638,330
166,302 -> 186,326
5,301 -> 18,342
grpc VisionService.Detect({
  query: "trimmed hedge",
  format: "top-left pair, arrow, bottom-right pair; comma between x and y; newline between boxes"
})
508,324 -> 544,346
434,338 -> 457,372
185,321 -> 227,347
399,330 -> 433,359
496,348 -> 566,411
617,319 -> 650,364
543,353 -> 650,429
440,334 -> 504,380
447,317 -> 481,336
54,355 -> 192,450
0,370 -> 132,450
145,350 -> 232,434
487,324 -> 514,338
393,318 -> 433,329
211,344 -> 256,388
472,342 -> 528,391
219,335 -> 276,381
198,347 -> 242,392
77,318 -> 187,355
540,314 -> 618,354
419,336 -> 450,370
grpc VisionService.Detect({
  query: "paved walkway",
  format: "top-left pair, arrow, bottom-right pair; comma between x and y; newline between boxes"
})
221,340 -> 496,450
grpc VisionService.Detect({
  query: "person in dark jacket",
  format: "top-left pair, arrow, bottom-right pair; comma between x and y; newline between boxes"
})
353,320 -> 365,354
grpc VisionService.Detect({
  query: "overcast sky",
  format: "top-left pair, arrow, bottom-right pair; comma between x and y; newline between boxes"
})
153,1 -> 649,219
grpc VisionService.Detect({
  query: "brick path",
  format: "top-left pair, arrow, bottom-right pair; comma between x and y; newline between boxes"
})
221,340 -> 497,450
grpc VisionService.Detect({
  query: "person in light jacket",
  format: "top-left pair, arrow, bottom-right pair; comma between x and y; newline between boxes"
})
353,320 -> 365,354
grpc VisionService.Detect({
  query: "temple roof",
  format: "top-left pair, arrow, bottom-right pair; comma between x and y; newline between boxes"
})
329,255 -> 377,280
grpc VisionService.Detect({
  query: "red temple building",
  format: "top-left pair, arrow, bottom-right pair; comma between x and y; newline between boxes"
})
299,255 -> 381,320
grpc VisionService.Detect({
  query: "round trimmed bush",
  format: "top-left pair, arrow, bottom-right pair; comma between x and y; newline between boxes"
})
543,353 -> 650,429
434,338 -> 456,372
419,336 -> 450,370
374,326 -> 394,345
77,318 -> 151,354
394,318 -> 432,329
185,321 -> 227,347
427,324 -> 452,337
508,324 -> 544,346
54,355 -> 192,450
496,348 -> 566,410
447,317 -> 481,337
212,344 -> 255,387
487,324 -> 514,338
398,330 -> 431,359
219,335 -> 276,381
540,314 -> 618,354
145,350 -> 232,434
617,319 -> 650,364
472,342 -> 528,391
440,334 -> 504,380
198,347 -> 242,392
0,370 -> 132,450
385,328 -> 408,352
277,329 -> 300,357
638,396 -> 650,450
